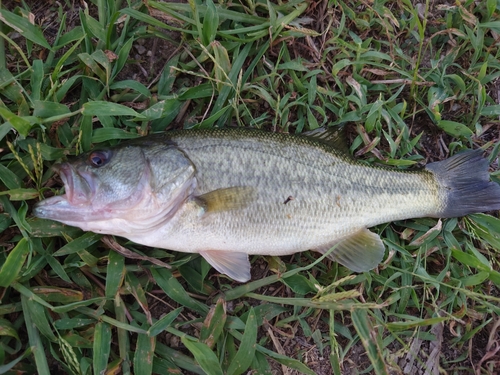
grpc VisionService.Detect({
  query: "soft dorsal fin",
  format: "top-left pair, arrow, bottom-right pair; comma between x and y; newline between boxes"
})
301,126 -> 350,155
315,228 -> 385,272
196,187 -> 257,213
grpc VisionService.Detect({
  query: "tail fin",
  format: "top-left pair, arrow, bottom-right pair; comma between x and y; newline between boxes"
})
426,150 -> 500,218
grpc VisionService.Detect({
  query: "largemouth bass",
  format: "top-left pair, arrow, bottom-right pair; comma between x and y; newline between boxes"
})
33,128 -> 500,282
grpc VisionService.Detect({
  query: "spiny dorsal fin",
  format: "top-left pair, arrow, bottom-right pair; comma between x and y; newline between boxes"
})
196,186 -> 257,213
315,228 -> 385,272
302,126 -> 350,155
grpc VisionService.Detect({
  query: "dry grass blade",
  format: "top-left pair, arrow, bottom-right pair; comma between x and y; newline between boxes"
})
101,235 -> 172,269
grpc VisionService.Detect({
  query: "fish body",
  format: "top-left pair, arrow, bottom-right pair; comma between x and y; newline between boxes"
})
34,128 -> 500,281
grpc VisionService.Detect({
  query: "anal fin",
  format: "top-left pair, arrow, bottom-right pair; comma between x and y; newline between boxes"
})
316,228 -> 385,272
200,250 -> 251,282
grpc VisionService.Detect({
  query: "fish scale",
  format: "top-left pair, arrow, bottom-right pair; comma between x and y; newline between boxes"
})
34,128 -> 500,282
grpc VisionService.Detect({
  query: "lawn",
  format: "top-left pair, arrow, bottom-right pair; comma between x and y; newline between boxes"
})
1,0 -> 500,374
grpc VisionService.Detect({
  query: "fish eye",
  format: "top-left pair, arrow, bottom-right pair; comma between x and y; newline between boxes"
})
88,150 -> 111,168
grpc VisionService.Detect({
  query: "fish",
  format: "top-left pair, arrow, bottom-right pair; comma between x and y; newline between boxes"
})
33,128 -> 500,282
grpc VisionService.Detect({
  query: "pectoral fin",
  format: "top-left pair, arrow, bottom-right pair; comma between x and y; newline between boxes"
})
196,187 -> 256,213
200,250 -> 251,282
316,228 -> 385,272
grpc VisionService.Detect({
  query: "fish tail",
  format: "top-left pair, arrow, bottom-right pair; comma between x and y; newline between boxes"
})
426,149 -> 500,218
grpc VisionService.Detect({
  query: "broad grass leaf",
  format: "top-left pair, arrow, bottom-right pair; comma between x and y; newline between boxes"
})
158,55 -> 179,95
251,351 -> 272,374
278,60 -> 309,71
212,41 -> 231,91
28,218 -> 83,238
3,188 -> 39,201
126,273 -> 150,321
31,60 -> 43,101
0,213 -> 11,233
110,80 -> 151,97
0,238 -> 29,287
0,317 -> 21,341
78,53 -> 107,81
0,164 -> 22,189
461,271 -> 490,286
25,297 -> 57,341
80,114 -> 93,152
17,138 -> 65,160
52,232 -> 102,256
181,338 -> 223,375
142,101 -> 172,121
56,75 -> 83,103
226,307 -> 257,375
202,0 -> 218,46
0,107 -> 31,137
54,318 -> 94,330
112,37 -> 134,79
0,347 -> 32,373
33,101 -> 71,118
0,9 -> 51,49
21,294 -> 50,375
151,268 -> 208,314
148,307 -> 183,337
82,101 -> 146,118
200,299 -> 226,347
105,250 -> 125,299
56,26 -> 85,46
82,13 -> 106,42
150,100 -> 183,131
213,42 -> 253,126
91,128 -> 140,143
120,7 -> 189,33
155,342 -> 205,374
178,83 -> 215,100
93,322 -> 112,375
152,357 -> 182,375
134,334 -> 156,375
32,286 -> 83,303
481,104 -> 500,116
437,120 -> 473,138
468,214 -> 500,249
282,274 -> 316,295
450,250 -> 490,272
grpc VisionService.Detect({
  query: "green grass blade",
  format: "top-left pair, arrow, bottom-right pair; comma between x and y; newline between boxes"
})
351,309 -> 388,375
0,237 -> 29,287
0,9 -> 52,50
181,337 -> 224,375
151,268 -> 209,314
0,106 -> 31,137
134,333 -> 156,375
93,321 -> 112,375
200,298 -> 226,347
21,294 -> 51,375
105,250 -> 125,299
226,307 -> 257,375
148,307 -> 183,337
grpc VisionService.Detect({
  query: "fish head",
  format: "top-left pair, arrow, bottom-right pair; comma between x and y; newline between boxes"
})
33,140 -> 196,235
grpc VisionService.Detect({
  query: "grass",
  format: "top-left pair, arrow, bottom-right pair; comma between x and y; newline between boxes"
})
1,0 -> 500,374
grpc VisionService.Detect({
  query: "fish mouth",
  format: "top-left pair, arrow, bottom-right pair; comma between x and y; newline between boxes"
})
56,163 -> 96,205
33,163 -> 97,222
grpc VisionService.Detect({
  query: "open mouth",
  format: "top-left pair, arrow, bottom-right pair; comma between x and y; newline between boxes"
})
55,163 -> 96,205
32,163 -> 97,222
